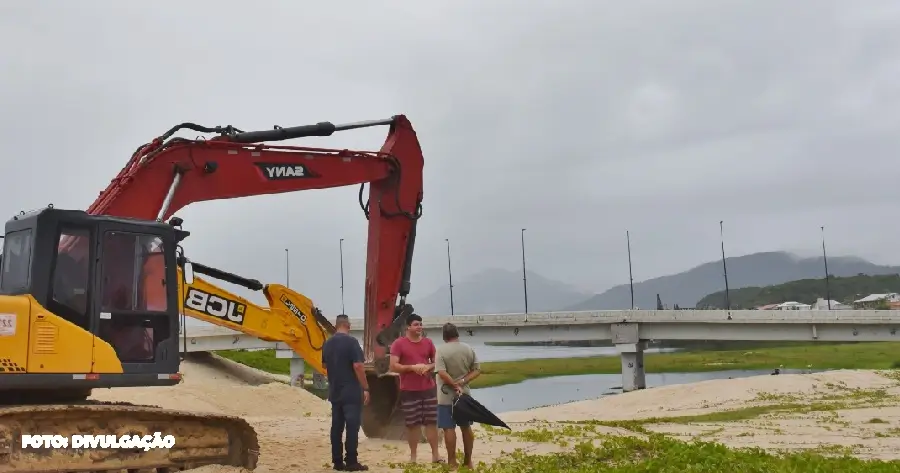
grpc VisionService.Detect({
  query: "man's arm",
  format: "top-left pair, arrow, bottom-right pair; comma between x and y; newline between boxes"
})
351,340 -> 369,390
321,339 -> 330,371
389,341 -> 415,373
435,349 -> 455,386
426,339 -> 436,370
460,366 -> 481,385
390,355 -> 418,373
459,350 -> 482,385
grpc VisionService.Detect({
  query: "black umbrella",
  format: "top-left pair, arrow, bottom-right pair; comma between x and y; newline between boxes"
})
446,387 -> 511,430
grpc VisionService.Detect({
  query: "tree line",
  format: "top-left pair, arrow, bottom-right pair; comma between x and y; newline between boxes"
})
695,274 -> 900,309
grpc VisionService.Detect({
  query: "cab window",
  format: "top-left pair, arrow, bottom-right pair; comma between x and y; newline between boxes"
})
0,229 -> 33,293
100,231 -> 168,312
49,227 -> 91,327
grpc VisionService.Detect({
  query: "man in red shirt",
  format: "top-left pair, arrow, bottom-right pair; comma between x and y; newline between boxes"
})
389,314 -> 442,464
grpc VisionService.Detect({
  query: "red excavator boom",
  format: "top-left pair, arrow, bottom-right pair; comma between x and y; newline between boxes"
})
80,115 -> 424,437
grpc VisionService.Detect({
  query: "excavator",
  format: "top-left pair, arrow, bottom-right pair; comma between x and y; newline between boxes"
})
0,115 -> 424,472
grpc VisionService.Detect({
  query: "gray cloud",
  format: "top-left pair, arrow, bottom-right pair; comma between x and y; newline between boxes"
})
1,1 -> 899,317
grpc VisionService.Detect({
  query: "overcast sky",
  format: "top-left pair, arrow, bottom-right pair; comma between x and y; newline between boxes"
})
2,1 -> 900,318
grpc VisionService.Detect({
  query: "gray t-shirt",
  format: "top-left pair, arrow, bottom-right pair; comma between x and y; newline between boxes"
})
435,341 -> 480,405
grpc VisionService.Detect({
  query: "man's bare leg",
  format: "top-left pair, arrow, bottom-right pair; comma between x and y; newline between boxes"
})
443,428 -> 458,467
406,426 -> 419,463
424,423 -> 441,462
460,425 -> 475,468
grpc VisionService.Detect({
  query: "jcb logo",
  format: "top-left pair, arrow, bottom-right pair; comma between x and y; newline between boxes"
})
280,294 -> 307,323
185,288 -> 246,324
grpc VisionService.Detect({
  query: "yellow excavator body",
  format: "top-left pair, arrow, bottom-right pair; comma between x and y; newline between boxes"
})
0,294 -> 123,377
0,260 -> 333,386
0,206 -> 342,472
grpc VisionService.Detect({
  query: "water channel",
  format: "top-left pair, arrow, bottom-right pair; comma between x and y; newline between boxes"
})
432,342 -> 811,413
227,334 -> 812,413
471,369 -> 817,413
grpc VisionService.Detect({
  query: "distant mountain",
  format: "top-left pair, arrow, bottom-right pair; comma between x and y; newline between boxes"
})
411,268 -> 592,316
565,251 -> 900,311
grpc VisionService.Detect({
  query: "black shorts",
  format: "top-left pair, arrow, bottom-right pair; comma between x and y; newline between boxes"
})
399,389 -> 437,427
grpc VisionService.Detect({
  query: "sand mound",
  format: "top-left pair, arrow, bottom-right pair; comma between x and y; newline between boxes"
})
88,354 -> 330,418
503,369 -> 896,423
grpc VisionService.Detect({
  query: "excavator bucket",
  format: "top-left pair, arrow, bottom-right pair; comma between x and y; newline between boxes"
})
0,404 -> 259,473
361,372 -> 406,440
361,305 -> 429,440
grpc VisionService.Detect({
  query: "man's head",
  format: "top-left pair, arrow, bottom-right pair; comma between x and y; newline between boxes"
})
335,314 -> 350,332
442,322 -> 459,342
406,313 -> 423,338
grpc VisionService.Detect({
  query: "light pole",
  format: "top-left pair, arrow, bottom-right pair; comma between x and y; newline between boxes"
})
821,226 -> 831,310
445,239 -> 455,315
285,248 -> 290,288
339,238 -> 345,314
627,230 -> 635,309
719,221 -> 731,310
521,228 -> 528,314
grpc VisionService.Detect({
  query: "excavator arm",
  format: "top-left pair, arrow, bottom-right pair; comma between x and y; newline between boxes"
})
170,255 -> 336,375
66,115 -> 421,363
71,115 -> 424,439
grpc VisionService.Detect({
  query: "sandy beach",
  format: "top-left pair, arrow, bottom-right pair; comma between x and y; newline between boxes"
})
88,354 -> 900,472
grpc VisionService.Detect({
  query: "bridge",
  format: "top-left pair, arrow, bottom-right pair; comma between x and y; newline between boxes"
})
177,309 -> 900,392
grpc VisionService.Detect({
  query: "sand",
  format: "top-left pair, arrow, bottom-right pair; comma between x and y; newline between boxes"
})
502,369 -> 899,423
87,355 -> 900,472
503,369 -> 900,461
89,353 -> 331,418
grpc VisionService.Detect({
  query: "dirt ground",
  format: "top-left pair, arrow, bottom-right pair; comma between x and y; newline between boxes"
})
88,355 -> 900,472
89,355 -> 565,472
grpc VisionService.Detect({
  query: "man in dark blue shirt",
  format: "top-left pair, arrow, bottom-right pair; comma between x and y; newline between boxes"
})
322,314 -> 370,471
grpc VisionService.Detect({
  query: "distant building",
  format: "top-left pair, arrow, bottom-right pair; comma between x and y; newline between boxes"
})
812,298 -> 851,310
774,301 -> 811,310
853,293 -> 900,309
755,303 -> 780,310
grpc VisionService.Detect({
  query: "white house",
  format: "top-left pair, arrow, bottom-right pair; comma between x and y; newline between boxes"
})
775,301 -> 811,310
853,293 -> 900,307
812,298 -> 851,310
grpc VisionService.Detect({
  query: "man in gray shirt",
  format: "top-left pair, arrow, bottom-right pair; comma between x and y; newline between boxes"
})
434,323 -> 481,469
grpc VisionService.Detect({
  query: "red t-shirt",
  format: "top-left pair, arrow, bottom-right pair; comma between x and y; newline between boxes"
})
390,336 -> 436,391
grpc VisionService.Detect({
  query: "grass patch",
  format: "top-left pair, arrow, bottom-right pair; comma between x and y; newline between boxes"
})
216,349 -> 290,375
215,342 -> 900,389
523,386 -> 900,435
431,392 -> 900,473
546,404 -> 818,435
398,433 -> 900,473
469,342 -> 900,388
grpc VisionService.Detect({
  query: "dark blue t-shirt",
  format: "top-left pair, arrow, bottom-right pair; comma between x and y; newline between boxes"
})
322,332 -> 365,404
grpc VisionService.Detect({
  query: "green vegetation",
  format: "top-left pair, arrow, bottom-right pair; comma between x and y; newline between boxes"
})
216,341 -> 900,388
696,273 -> 900,309
399,435 -> 900,473
487,339 -> 853,351
393,379 -> 900,472
217,349 -> 287,374
578,380 -> 900,434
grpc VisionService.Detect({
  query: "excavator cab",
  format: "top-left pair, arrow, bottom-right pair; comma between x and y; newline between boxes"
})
0,206 -> 187,402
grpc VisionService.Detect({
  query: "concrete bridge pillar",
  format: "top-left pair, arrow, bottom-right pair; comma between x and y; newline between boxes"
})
276,343 -> 328,389
275,344 -> 307,387
611,323 -> 647,392
312,372 -> 328,390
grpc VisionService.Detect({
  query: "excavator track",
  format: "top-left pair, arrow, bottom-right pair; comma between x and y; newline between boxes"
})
0,403 -> 259,473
